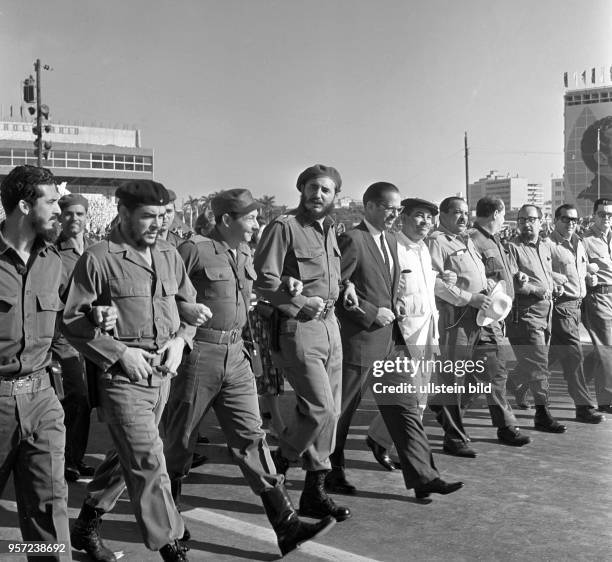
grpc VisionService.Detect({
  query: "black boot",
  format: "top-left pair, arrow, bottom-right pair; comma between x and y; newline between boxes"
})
159,540 -> 189,561
261,485 -> 336,556
299,471 -> 351,522
171,478 -> 191,542
71,503 -> 117,562
534,405 -> 567,433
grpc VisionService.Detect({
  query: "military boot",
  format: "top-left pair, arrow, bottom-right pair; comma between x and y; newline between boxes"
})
261,485 -> 336,556
71,503 -> 116,562
298,470 -> 351,522
159,540 -> 189,561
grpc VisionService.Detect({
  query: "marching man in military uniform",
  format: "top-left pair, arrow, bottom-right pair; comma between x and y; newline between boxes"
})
62,180 -> 199,562
164,188 -> 334,556
0,165 -> 70,559
254,164 -> 351,522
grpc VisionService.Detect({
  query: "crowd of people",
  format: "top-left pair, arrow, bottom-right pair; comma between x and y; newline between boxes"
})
0,163 -> 610,562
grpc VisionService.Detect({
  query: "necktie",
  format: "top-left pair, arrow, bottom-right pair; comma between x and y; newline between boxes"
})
380,233 -> 391,273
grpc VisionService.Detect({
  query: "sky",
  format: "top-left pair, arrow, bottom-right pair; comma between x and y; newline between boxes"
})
1,0 -> 611,206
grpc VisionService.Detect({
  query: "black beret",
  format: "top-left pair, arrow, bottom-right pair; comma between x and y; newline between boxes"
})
296,164 -> 342,192
401,197 -> 439,216
211,189 -> 259,217
167,189 -> 177,202
115,180 -> 169,208
58,193 -> 89,211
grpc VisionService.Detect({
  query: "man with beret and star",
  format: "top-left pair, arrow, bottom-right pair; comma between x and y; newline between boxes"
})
164,188 -> 334,557
62,179 -> 201,562
51,193 -> 99,483
254,164 -> 351,523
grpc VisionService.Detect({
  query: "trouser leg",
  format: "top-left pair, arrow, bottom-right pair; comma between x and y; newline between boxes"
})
87,378 -> 182,551
13,388 -> 70,560
329,363 -> 371,468
212,343 -> 281,494
60,354 -> 91,465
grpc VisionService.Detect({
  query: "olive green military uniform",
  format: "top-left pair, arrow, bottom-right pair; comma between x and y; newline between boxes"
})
0,228 -> 70,557
253,210 -> 342,472
62,226 -> 197,551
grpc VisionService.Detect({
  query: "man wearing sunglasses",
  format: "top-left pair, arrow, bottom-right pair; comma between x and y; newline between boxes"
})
545,204 -> 604,424
581,198 -> 612,415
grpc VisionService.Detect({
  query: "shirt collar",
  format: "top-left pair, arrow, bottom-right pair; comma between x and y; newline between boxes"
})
363,218 -> 384,238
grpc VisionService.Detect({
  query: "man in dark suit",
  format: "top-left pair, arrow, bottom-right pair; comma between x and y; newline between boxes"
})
327,182 -> 462,500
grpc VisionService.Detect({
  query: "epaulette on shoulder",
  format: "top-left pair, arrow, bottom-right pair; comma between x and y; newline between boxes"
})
273,214 -> 292,224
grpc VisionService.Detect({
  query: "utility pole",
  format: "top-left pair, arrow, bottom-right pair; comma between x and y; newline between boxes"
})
597,127 -> 601,200
35,59 -> 42,167
464,131 -> 470,206
23,59 -> 52,167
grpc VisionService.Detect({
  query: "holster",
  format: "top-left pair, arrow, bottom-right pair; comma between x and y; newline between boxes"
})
48,361 -> 64,400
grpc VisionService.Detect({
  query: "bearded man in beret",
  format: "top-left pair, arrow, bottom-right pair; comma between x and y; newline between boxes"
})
62,180 -> 201,562
254,164 -> 351,523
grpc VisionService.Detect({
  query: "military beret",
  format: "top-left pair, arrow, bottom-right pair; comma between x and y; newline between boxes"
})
58,193 -> 89,211
211,189 -> 259,217
167,189 -> 177,202
296,164 -> 342,192
401,197 -> 439,216
115,180 -> 169,208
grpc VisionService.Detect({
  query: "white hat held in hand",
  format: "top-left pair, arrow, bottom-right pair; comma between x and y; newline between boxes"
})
477,280 -> 513,327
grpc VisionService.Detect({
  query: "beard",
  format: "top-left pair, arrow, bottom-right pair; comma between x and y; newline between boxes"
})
122,216 -> 157,249
32,214 -> 60,243
298,192 -> 335,221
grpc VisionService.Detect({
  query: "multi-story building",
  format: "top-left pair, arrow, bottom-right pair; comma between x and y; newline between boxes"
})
467,170 -> 543,220
551,178 -> 565,214
0,116 -> 153,195
564,84 -> 612,217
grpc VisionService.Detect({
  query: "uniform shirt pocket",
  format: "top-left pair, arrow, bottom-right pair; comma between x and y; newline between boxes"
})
109,277 -> 152,339
36,293 -> 63,339
294,248 -> 325,280
0,295 -> 19,341
202,266 -> 234,298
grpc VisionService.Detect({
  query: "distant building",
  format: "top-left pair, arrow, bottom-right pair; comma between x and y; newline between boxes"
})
335,195 -> 360,208
564,84 -> 612,216
467,170 -> 543,219
0,115 -> 153,196
551,178 -> 565,214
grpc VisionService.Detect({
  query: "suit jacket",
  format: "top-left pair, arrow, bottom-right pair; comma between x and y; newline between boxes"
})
336,221 -> 400,367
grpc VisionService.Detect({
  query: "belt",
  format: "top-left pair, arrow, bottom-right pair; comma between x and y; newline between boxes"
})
517,294 -> 552,303
295,299 -> 336,321
587,284 -> 612,295
554,296 -> 582,306
0,370 -> 51,397
195,327 -> 243,344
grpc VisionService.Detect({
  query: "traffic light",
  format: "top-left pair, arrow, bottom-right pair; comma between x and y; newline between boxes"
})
23,76 -> 35,104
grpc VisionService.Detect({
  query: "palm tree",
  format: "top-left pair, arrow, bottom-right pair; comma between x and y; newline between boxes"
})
258,195 -> 276,222
183,196 -> 199,228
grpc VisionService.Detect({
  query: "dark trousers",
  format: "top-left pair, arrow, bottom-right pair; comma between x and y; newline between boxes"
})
0,386 -> 70,560
59,354 -> 91,466
549,300 -> 594,408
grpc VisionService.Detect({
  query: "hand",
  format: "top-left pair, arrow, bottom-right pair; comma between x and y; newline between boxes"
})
586,274 -> 598,287
374,307 -> 396,327
516,272 -> 529,286
343,282 -> 360,310
118,347 -> 156,382
552,285 -> 565,298
282,276 -> 303,296
532,287 -> 552,300
486,278 -> 497,291
469,293 -> 493,310
91,306 -> 118,332
157,337 -> 186,375
441,270 -> 457,285
301,296 -> 325,319
180,303 -> 213,326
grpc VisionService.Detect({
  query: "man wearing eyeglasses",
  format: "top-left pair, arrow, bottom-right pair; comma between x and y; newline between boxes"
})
328,185 -> 462,500
581,198 -> 612,414
545,204 -> 604,424
506,204 -> 567,433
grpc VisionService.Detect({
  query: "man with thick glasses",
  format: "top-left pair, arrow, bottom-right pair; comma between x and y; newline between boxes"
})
545,204 -> 604,424
581,198 -> 612,414
506,205 -> 567,433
